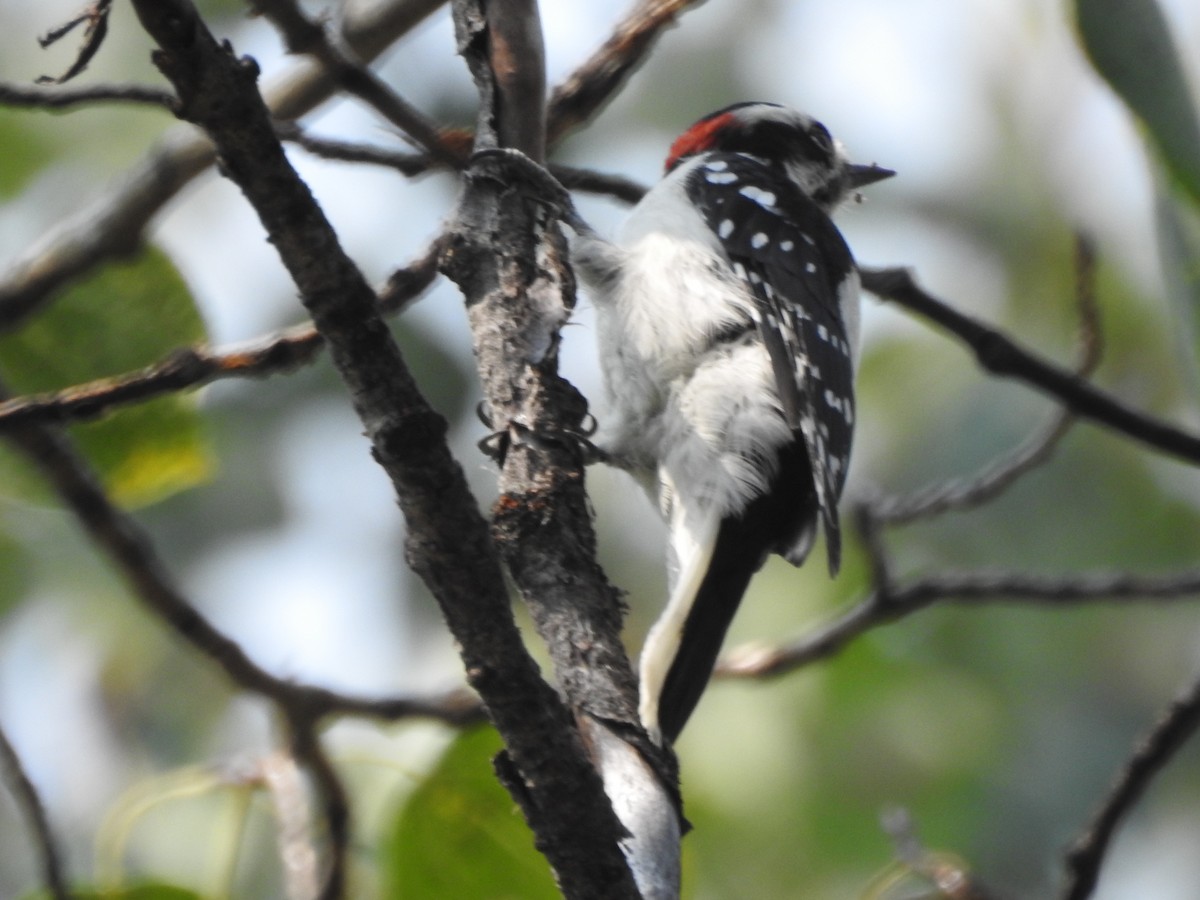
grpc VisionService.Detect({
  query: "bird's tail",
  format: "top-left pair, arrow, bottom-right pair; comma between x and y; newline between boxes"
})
639,447 -> 819,744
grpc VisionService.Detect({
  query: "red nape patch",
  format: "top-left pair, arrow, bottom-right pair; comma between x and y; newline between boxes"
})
664,111 -> 735,173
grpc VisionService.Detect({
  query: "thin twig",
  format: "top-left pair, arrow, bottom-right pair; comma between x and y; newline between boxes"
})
871,237 -> 1103,523
287,717 -> 349,900
248,0 -> 463,168
281,121 -> 649,203
861,266 -> 1200,467
0,81 -> 175,108
1,382 -> 493,735
0,242 -> 441,431
259,751 -> 321,900
0,724 -> 70,900
0,0 -> 447,330
719,568 -> 1200,678
546,0 -> 710,146
36,0 -> 114,85
1062,668 -> 1200,900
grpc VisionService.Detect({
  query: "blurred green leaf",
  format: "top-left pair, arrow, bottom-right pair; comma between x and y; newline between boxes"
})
1156,178 -> 1200,395
1075,0 -> 1200,204
383,727 -> 559,900
0,247 -> 213,507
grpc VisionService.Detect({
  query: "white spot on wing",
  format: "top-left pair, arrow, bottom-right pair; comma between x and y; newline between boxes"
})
719,219 -> 734,239
751,232 -> 768,249
739,185 -> 777,208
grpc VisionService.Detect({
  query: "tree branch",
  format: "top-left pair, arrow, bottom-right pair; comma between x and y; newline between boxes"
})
126,2 -> 630,896
870,238 -> 1102,523
546,0 -> 709,146
247,0 -> 463,168
1062,668 -> 1200,900
720,567 -> 1200,679
0,241 -> 441,431
280,120 -> 648,202
0,80 -> 175,108
0,723 -> 70,900
861,266 -> 1200,466
0,0 -> 447,330
444,2 -> 658,895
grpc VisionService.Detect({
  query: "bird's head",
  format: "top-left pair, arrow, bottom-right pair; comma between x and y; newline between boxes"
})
664,102 -> 894,210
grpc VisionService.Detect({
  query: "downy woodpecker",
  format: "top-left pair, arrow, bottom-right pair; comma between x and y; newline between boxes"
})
572,102 -> 893,745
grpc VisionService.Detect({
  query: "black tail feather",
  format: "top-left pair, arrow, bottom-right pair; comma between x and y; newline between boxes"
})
655,443 -> 817,744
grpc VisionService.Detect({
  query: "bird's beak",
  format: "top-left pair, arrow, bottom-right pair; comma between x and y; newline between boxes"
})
847,163 -> 896,189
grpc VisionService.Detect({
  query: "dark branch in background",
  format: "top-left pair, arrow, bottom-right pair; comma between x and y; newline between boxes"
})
2,388 -> 478,894
0,241 -> 441,432
546,0 -> 708,145
246,0 -> 464,168
861,266 -> 1200,466
721,241 -> 1200,679
1062,669 -> 1200,900
0,0 -> 448,331
0,724 -> 70,900
280,121 -> 648,203
286,716 -> 348,900
872,237 -> 1102,524
0,80 -> 175,108
0,0 -> 692,331
720,567 -> 1200,679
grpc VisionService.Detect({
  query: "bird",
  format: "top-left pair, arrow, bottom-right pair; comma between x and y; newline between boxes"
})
571,102 -> 893,745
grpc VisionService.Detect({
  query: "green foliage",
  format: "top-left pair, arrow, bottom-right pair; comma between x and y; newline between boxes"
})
0,247 -> 213,507
1075,0 -> 1200,410
383,727 -> 560,900
1075,0 -> 1200,204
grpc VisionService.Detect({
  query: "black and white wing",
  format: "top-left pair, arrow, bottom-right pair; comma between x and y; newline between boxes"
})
685,153 -> 858,572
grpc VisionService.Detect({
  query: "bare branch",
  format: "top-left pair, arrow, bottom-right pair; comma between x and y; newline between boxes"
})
248,0 -> 463,168
281,121 -> 648,203
0,724 -> 70,900
287,717 -> 349,900
36,0 -> 113,85
0,0 -> 447,330
0,242 -> 441,431
1062,669 -> 1200,900
447,0 -> 655,890
861,265 -> 1200,466
547,0 -> 710,146
485,0 -> 547,160
719,567 -> 1200,679
870,237 -> 1103,523
127,4 -> 633,896
0,80 -> 175,108
259,752 -> 321,900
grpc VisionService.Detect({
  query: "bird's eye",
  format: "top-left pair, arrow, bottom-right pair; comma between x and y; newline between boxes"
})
807,122 -> 834,156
